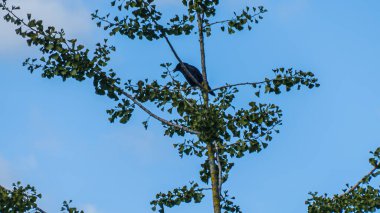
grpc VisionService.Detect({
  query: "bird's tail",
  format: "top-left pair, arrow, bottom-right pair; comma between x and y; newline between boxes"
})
207,84 -> 216,96
208,86 -> 215,96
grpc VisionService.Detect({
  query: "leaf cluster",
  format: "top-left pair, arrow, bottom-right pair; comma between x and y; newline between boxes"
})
61,200 -> 84,213
220,190 -> 242,213
0,182 -> 84,213
150,182 -> 205,212
1,3 -> 122,101
306,147 -> 380,213
0,182 -> 42,213
253,68 -> 320,98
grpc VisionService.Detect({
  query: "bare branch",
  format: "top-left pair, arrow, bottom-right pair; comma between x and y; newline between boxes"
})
212,82 -> 266,91
211,77 -> 302,92
204,11 -> 264,28
120,88 -> 200,135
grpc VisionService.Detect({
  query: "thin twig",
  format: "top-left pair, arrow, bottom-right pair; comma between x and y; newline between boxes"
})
211,78 -> 285,92
200,187 -> 212,191
121,89 -> 199,134
161,70 -> 198,109
204,11 -> 265,28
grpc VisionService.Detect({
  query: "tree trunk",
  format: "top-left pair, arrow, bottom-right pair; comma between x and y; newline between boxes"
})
207,143 -> 222,213
196,10 -> 222,213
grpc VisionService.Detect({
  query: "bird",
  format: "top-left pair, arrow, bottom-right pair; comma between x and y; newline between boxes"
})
173,62 -> 215,96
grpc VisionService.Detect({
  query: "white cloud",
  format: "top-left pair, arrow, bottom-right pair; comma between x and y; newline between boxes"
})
17,155 -> 38,171
27,107 -> 64,154
106,127 -> 157,155
276,0 -> 311,21
0,0 -> 93,55
82,204 -> 100,213
102,126 -> 171,165
156,0 -> 178,5
0,156 -> 13,186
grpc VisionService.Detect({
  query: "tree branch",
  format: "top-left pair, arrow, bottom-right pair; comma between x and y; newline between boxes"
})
211,77 -> 305,92
121,88 -> 200,135
338,166 -> 379,198
196,12 -> 209,96
204,11 -> 265,28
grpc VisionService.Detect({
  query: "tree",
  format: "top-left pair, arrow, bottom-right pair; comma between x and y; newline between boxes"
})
0,0 -> 324,212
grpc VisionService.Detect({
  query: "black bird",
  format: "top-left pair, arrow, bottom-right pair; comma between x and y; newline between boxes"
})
173,63 -> 215,96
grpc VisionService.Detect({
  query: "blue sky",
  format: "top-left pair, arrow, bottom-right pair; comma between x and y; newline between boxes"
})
1,0 -> 380,212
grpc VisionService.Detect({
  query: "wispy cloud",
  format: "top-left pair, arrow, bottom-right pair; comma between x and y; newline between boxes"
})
17,155 -> 38,171
27,106 -> 64,155
156,0 -> 179,5
0,156 -> 13,186
276,0 -> 311,21
0,0 -> 93,55
102,125 -> 173,165
82,204 -> 100,213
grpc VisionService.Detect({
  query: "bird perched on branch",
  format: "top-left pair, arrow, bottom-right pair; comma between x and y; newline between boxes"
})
173,63 -> 215,96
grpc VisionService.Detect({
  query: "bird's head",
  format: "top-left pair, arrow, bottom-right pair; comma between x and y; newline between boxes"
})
173,63 -> 183,72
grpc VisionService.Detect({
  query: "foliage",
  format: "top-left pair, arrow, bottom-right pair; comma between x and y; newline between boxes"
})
0,182 -> 42,213
306,147 -> 380,213
220,191 -> 242,213
0,182 -> 83,213
61,200 -> 84,213
150,182 -> 205,212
